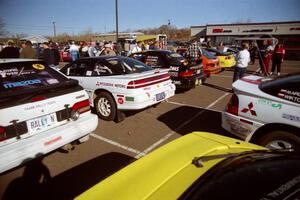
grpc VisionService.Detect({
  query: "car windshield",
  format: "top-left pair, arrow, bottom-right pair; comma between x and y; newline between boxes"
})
166,52 -> 184,65
202,49 -> 217,59
0,61 -> 70,97
103,57 -> 153,74
180,152 -> 300,200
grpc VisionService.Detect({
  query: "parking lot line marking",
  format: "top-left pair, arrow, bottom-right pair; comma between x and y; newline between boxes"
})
206,93 -> 230,109
91,133 -> 144,156
135,93 -> 230,159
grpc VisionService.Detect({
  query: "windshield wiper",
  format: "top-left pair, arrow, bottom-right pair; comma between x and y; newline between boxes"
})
192,152 -> 246,168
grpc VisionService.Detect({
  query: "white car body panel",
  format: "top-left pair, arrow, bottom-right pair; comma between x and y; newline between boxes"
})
0,59 -> 98,173
222,75 -> 300,141
69,69 -> 176,110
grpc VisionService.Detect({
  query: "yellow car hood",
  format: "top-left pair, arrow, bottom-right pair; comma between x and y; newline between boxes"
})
76,132 -> 265,200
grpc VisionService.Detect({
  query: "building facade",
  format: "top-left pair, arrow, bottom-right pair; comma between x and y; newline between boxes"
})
191,21 -> 300,59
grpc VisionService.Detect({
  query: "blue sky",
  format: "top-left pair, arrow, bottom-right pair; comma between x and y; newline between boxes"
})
1,0 -> 300,36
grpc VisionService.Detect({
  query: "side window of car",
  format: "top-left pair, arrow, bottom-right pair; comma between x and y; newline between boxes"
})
66,61 -> 89,76
91,61 -> 113,76
260,75 -> 300,104
131,53 -> 145,62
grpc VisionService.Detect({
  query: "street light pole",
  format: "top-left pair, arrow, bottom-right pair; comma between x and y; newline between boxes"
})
115,0 -> 119,42
53,21 -> 56,40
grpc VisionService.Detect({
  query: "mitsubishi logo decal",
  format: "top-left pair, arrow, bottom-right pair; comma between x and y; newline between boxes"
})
241,102 -> 257,116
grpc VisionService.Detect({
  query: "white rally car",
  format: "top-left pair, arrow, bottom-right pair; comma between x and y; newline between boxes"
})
0,59 -> 98,174
222,74 -> 300,152
60,56 -> 176,122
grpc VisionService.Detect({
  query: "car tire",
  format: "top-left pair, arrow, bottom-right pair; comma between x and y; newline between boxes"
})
94,92 -> 116,121
257,130 -> 300,153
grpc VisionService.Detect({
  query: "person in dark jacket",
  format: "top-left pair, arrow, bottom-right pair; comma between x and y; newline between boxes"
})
43,42 -> 60,69
0,40 -> 20,58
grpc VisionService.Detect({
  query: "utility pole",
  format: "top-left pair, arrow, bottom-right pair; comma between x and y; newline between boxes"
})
52,21 -> 56,40
115,0 -> 119,42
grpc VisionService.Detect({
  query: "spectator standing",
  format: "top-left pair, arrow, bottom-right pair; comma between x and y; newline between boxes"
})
42,42 -> 56,68
185,38 -> 202,62
80,42 -> 89,57
69,41 -> 79,61
88,42 -> 98,57
233,43 -> 250,82
257,40 -> 267,74
50,42 -> 61,69
20,40 -> 36,59
249,42 -> 257,64
0,40 -> 20,58
217,41 -> 225,52
124,41 -> 130,56
100,44 -> 116,56
271,42 -> 285,76
116,42 -> 123,56
263,40 -> 274,75
130,41 -> 142,54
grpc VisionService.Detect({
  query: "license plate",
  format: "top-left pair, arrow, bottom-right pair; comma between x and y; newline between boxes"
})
27,113 -> 57,133
156,92 -> 166,101
168,71 -> 178,77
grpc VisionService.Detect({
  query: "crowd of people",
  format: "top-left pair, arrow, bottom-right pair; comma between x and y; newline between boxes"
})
0,38 -> 286,78
0,39 -> 165,68
0,40 -> 61,69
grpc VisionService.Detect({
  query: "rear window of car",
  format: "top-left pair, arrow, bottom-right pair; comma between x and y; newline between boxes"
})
0,61 -> 68,95
103,57 -> 153,74
166,52 -> 184,66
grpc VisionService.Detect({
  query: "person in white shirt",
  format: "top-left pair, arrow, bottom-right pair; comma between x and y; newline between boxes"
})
129,41 -> 142,55
233,43 -> 250,82
69,41 -> 79,61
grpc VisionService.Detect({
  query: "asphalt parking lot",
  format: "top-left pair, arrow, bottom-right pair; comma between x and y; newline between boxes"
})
0,60 -> 299,199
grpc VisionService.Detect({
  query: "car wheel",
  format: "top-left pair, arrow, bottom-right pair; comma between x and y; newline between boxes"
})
95,92 -> 116,121
257,131 -> 300,153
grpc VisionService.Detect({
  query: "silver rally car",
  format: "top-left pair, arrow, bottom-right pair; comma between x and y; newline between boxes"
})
0,59 -> 98,174
222,73 -> 300,152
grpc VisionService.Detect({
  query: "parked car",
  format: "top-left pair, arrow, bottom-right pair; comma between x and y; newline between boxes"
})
0,59 -> 98,174
201,48 -> 222,76
176,47 -> 221,77
60,56 -> 175,122
130,50 -> 206,89
76,132 -> 300,200
222,73 -> 300,152
205,48 -> 236,69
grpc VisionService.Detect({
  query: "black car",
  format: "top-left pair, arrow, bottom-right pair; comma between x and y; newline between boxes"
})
130,50 -> 206,90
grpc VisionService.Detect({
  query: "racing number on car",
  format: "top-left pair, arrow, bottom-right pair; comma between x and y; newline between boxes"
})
241,102 -> 257,116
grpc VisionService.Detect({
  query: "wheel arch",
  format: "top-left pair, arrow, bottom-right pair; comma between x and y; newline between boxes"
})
250,123 -> 300,143
93,88 -> 117,107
